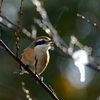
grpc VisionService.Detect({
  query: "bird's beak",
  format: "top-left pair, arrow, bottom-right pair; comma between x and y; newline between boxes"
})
47,40 -> 54,43
46,40 -> 54,46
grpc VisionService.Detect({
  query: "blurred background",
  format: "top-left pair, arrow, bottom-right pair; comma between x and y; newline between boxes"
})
0,0 -> 100,100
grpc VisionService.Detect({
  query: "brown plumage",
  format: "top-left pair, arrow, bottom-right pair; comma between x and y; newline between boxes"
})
16,36 -> 52,75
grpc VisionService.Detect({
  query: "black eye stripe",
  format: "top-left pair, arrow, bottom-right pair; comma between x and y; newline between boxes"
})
35,40 -> 46,46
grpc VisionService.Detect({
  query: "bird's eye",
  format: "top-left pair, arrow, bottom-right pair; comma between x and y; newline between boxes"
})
35,40 -> 46,46
41,40 -> 46,44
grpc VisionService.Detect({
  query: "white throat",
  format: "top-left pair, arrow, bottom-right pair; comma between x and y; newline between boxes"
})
34,44 -> 51,52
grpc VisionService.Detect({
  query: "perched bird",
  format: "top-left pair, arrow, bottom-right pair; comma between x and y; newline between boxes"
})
15,36 -> 53,75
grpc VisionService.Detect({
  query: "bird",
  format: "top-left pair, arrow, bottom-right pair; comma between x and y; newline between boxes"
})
15,36 -> 53,75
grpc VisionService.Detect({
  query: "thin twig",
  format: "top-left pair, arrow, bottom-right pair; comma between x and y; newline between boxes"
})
0,0 -> 3,11
32,0 -> 100,73
21,82 -> 32,100
0,39 -> 59,100
15,0 -> 24,57
0,14 -> 17,27
0,0 -> 4,39
0,14 -> 32,39
32,0 -> 69,56
77,13 -> 100,30
0,22 -> 16,31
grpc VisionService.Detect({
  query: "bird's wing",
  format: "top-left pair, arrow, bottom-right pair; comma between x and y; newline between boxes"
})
20,48 -> 35,70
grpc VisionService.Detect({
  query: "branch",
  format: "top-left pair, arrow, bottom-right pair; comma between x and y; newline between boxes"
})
0,14 -> 33,39
77,13 -> 100,30
0,39 -> 59,100
32,0 -> 100,73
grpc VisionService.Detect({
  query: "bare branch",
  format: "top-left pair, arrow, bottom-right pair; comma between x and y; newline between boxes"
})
14,0 -> 24,57
0,14 -> 32,39
0,39 -> 59,100
77,13 -> 100,30
21,82 -> 33,100
31,0 -> 100,73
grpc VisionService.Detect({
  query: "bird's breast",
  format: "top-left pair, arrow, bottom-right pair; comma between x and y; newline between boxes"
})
21,47 -> 50,75
34,50 -> 50,74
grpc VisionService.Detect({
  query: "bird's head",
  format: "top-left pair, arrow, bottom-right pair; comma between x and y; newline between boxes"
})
30,36 -> 53,51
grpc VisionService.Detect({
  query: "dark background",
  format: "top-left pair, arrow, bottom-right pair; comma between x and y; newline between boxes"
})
0,0 -> 100,100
